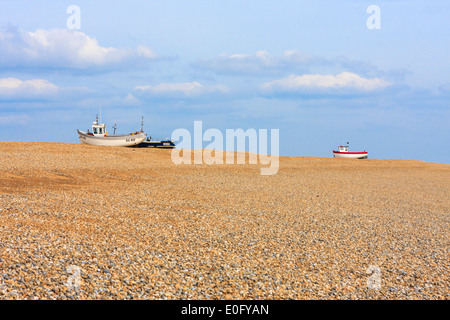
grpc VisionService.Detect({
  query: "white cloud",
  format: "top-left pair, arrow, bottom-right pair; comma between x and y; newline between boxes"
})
193,50 -> 402,82
261,72 -> 390,94
0,77 -> 59,97
135,81 -> 230,98
193,50 -> 327,75
0,27 -> 159,69
194,50 -> 278,74
0,77 -> 91,101
136,45 -> 159,60
227,50 -> 273,65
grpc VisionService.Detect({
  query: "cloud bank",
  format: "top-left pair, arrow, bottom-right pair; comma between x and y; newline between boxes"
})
134,81 -> 230,99
193,50 -> 324,75
0,77 -> 58,98
261,72 -> 391,96
0,27 -> 159,70
0,77 -> 91,102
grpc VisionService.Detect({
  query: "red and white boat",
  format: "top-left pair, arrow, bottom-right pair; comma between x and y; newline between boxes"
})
333,144 -> 368,159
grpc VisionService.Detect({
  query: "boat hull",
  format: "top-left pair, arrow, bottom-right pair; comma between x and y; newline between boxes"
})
133,140 -> 175,148
77,130 -> 147,147
333,151 -> 368,159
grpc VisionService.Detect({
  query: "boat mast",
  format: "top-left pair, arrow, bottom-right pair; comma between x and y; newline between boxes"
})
141,116 -> 144,132
113,122 -> 117,135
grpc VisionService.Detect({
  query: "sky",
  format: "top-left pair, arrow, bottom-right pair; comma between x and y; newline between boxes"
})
0,0 -> 449,163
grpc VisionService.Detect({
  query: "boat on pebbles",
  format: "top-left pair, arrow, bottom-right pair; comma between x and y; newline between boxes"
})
77,116 -> 147,147
133,137 -> 175,149
333,143 -> 368,159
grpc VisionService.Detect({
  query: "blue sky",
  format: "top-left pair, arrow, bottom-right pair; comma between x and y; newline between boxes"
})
0,0 -> 449,163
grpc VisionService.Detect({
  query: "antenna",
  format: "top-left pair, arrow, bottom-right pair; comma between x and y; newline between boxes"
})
141,116 -> 144,132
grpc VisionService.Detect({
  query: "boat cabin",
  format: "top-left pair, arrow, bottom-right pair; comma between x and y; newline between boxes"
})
89,119 -> 107,136
338,145 -> 349,152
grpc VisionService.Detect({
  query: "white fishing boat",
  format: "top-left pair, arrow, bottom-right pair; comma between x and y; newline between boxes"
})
333,143 -> 368,159
77,116 -> 147,147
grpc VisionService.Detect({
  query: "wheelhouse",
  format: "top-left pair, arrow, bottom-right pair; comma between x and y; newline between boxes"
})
89,115 -> 107,136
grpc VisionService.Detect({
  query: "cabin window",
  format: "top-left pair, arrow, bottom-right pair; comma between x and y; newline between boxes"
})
93,128 -> 98,134
99,128 -> 103,134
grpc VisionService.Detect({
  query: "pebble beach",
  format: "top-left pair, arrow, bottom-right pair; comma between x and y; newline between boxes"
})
0,141 -> 449,300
